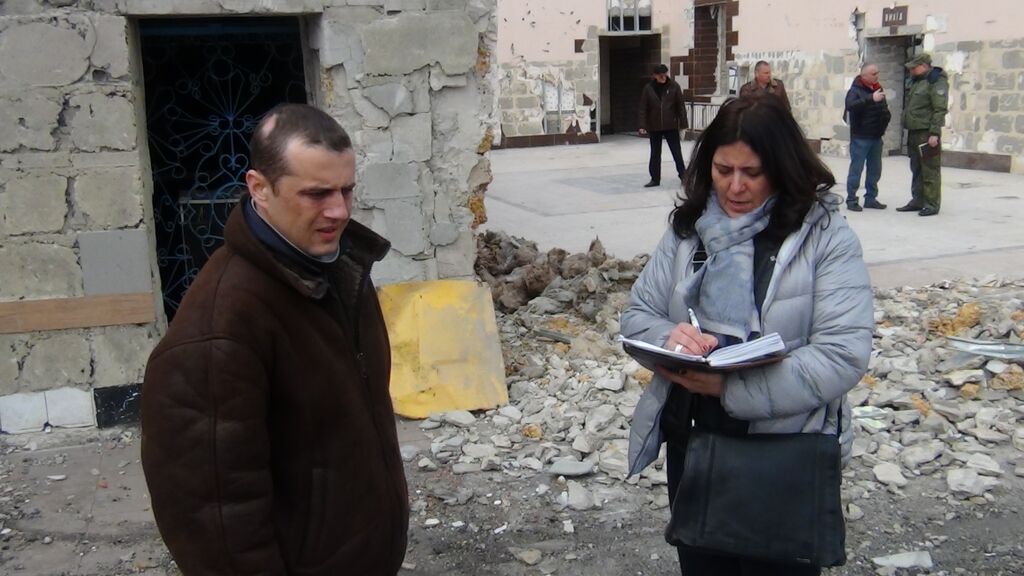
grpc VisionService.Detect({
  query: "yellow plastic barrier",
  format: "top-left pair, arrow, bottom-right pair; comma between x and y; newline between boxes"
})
377,280 -> 509,419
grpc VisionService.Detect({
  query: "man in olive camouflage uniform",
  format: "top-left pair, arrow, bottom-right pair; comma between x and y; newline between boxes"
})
896,53 -> 948,217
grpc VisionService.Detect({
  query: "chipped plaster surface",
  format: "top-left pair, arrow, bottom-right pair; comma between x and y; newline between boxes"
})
0,1 -> 499,405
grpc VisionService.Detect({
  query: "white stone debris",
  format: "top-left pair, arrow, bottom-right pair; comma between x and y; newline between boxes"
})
872,550 -> 934,569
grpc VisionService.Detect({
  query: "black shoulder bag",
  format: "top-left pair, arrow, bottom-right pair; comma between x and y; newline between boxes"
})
665,408 -> 847,567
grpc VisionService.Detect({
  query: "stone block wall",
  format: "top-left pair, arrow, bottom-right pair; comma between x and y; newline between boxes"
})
498,26 -> 600,143
734,49 -> 861,147
738,39 -> 1024,173
936,39 -> 1024,168
0,6 -> 161,432
0,0 -> 499,432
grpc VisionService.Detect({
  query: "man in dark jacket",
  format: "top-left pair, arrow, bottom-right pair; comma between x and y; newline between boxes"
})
141,103 -> 409,575
844,63 -> 892,211
639,63 -> 688,187
739,61 -> 791,112
897,53 -> 948,217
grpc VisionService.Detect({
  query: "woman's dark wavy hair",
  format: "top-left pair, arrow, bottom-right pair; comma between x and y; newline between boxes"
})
671,96 -> 835,239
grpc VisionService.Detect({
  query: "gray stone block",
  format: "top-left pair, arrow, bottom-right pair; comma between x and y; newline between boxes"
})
122,0 -> 217,14
435,228 -> 475,278
1004,50 -> 1024,70
372,251 -> 433,284
21,334 -> 91,392
0,20 -> 91,88
999,94 -> 1021,112
381,199 -> 428,255
429,67 -> 468,91
985,114 -> 1012,133
0,92 -> 62,152
392,113 -> 432,163
996,134 -> 1024,154
354,129 -> 394,163
0,174 -> 67,235
360,162 -> 421,203
92,325 -> 154,388
44,387 -> 96,428
317,7 -> 379,70
985,72 -> 1015,91
0,243 -> 82,300
349,88 -> 392,128
364,83 -> 414,117
428,221 -> 460,245
89,14 -> 131,78
407,68 -> 432,112
427,0 -> 469,9
0,336 -> 24,397
363,12 -> 477,76
385,0 -> 427,11
69,93 -> 137,152
0,391 -> 47,433
78,229 -> 153,296
74,168 -> 144,229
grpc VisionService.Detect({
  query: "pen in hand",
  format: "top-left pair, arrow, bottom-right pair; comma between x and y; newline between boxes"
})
687,308 -> 703,335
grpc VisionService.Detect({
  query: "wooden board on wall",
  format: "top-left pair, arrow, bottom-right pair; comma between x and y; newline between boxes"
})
0,293 -> 156,334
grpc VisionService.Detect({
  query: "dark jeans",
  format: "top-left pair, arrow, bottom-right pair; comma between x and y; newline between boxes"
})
649,129 -> 686,183
846,137 -> 883,204
665,439 -> 822,576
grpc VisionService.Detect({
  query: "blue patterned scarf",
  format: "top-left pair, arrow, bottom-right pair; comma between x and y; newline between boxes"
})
682,192 -> 776,341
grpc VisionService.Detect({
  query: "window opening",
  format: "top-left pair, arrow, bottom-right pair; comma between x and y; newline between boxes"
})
608,0 -> 653,33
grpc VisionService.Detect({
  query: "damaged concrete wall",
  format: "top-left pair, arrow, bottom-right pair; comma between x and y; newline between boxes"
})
310,1 -> 499,281
495,1 -> 601,140
496,0 -> 685,144
0,0 -> 499,432
498,26 -> 600,139
0,6 -> 161,431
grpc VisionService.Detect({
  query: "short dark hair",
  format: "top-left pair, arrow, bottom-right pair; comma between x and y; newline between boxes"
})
653,64 -> 669,74
671,96 -> 835,239
754,60 -> 770,71
249,103 -> 352,186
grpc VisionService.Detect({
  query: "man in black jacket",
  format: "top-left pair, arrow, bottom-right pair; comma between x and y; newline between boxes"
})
844,63 -> 892,211
639,64 -> 688,187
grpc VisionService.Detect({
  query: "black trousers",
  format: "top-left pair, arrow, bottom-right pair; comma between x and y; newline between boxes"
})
665,439 -> 822,576
648,129 -> 686,183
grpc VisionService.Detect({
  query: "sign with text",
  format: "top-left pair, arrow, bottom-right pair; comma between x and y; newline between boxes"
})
882,6 -> 908,28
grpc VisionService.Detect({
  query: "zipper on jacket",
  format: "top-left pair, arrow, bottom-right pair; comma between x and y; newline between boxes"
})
352,269 -> 371,380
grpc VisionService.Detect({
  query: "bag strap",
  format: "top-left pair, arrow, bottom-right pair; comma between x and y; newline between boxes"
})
828,398 -> 844,438
692,241 -> 707,273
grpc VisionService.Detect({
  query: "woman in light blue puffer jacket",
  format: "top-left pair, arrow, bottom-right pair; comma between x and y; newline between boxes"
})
622,96 -> 874,576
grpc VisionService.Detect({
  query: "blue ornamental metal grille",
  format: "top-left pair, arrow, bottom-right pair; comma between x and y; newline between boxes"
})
141,18 -> 307,320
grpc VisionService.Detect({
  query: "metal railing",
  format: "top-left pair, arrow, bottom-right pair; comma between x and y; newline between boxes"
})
687,102 -> 722,132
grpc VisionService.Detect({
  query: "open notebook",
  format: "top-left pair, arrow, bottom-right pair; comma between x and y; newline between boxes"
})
617,333 -> 786,372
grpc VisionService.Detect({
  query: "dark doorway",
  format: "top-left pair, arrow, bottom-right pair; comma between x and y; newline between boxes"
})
600,34 -> 662,134
864,34 -> 919,155
140,18 -> 308,320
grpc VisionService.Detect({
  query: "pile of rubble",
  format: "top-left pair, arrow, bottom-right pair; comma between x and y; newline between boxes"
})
406,232 -> 1024,528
